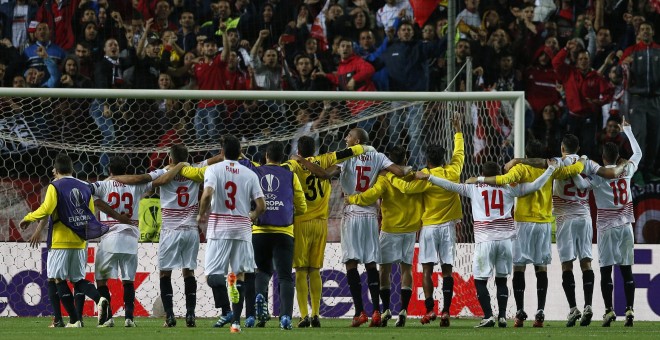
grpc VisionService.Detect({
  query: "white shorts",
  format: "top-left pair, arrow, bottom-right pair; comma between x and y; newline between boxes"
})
47,248 -> 86,282
205,238 -> 256,276
556,216 -> 593,263
418,221 -> 457,265
379,231 -> 416,265
513,222 -> 552,266
473,239 -> 513,280
159,229 -> 200,271
340,213 -> 381,264
95,248 -> 138,281
597,224 -> 634,267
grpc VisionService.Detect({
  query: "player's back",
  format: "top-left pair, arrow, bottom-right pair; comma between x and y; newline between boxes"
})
91,179 -> 151,252
377,175 -> 423,232
552,155 -> 595,219
340,151 -> 392,195
287,154 -> 335,222
204,160 -> 262,240
159,164 -> 203,231
590,163 -> 635,231
340,151 -> 393,213
469,183 -> 517,243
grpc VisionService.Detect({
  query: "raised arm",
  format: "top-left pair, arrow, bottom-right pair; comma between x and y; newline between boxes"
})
250,29 -> 269,59
622,118 -> 642,168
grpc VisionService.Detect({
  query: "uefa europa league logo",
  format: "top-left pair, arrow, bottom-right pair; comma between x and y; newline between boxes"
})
261,174 -> 280,192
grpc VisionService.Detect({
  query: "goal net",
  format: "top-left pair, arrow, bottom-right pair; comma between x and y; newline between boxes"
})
0,88 -> 525,319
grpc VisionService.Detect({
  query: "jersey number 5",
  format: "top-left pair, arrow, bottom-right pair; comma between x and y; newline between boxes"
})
355,166 -> 371,192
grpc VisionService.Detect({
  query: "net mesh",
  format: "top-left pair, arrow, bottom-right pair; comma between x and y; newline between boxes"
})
0,91 -> 518,318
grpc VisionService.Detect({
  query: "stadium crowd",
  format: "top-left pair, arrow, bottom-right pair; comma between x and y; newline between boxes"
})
0,0 -> 659,181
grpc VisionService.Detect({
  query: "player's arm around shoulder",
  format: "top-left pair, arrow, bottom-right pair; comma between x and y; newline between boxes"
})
292,173 -> 307,215
552,159 -> 585,179
333,144 -> 370,164
180,164 -> 207,183
347,174 -> 388,206
386,168 -> 430,194
419,171 -> 470,197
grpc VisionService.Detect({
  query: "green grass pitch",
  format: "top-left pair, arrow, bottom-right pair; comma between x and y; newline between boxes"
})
2,317 -> 659,339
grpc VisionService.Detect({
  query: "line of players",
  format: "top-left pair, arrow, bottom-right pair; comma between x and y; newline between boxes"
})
20,112 -> 640,330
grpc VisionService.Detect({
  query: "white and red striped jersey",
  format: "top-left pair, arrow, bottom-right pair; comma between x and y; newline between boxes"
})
339,151 -> 394,214
204,160 -> 264,241
428,166 -> 555,243
581,126 -> 641,231
159,162 -> 206,231
552,155 -> 601,224
91,179 -> 152,239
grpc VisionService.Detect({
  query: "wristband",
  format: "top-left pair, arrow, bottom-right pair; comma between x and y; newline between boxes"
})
477,176 -> 485,183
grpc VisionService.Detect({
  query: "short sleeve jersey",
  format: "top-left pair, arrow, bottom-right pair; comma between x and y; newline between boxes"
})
204,160 -> 264,240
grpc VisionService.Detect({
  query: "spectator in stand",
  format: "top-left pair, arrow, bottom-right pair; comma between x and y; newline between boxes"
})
25,46 -> 59,88
59,55 -> 92,89
0,37 -> 22,83
35,0 -> 80,51
479,28 -> 512,78
620,22 -> 660,182
376,0 -> 412,35
379,20 -> 445,168
598,115 -> 632,161
283,53 -> 331,92
201,0 -> 239,40
553,39 -> 613,160
588,27 -> 618,71
74,41 -> 93,79
600,62 -> 627,129
23,22 -> 66,70
488,51 -> 523,92
92,37 -> 132,175
456,0 -> 480,39
177,10 -> 197,53
510,2 -> 545,67
134,19 -> 172,90
0,0 -> 38,53
193,34 -> 226,144
217,29 -> 251,136
249,29 -> 286,135
329,6 -> 371,43
524,46 -> 561,145
160,29 -> 185,67
219,27 -> 251,74
354,29 -> 389,91
480,9 -> 503,36
238,2 -> 280,48
78,22 -> 102,58
150,0 -> 178,35
317,37 -> 377,132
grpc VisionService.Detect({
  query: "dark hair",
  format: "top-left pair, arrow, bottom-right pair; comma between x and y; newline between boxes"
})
109,156 -> 128,176
54,153 -> 73,175
602,142 -> 619,164
298,136 -> 316,158
339,36 -> 353,46
169,144 -> 189,163
388,146 -> 409,166
561,134 -> 580,154
353,128 -> 369,144
426,144 -> 447,167
266,141 -> 285,163
525,139 -> 545,158
606,115 -> 622,125
223,135 -> 241,160
482,161 -> 501,177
